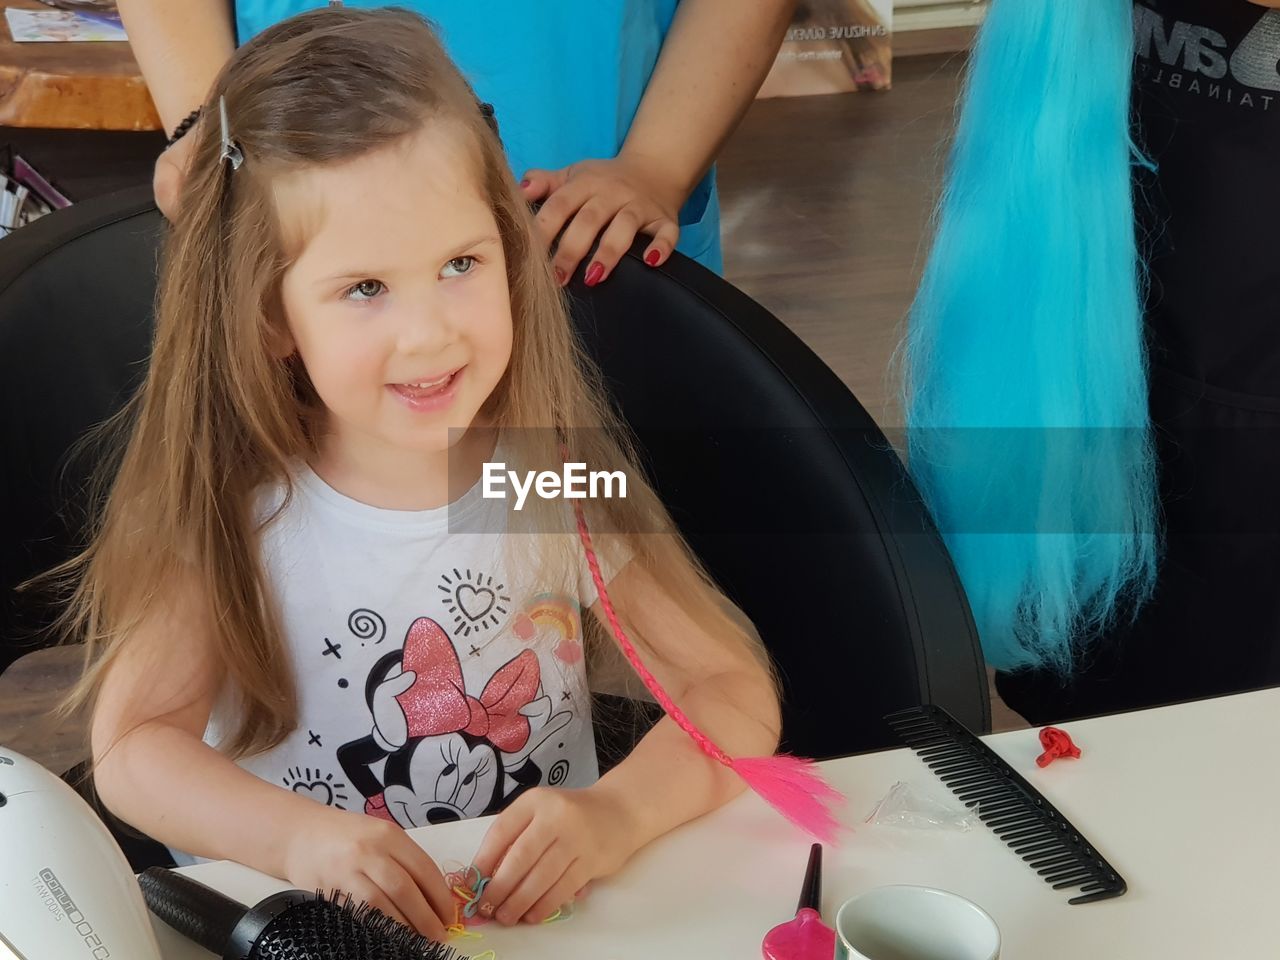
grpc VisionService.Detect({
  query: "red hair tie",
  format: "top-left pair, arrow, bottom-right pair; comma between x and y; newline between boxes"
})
1036,726 -> 1081,768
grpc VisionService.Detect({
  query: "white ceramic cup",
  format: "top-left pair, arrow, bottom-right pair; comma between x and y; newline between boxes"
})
833,885 -> 1001,960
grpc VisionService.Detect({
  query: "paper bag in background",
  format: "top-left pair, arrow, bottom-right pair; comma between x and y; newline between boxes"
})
758,0 -> 892,97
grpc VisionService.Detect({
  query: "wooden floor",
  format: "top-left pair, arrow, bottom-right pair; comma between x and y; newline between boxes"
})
0,647 -> 88,775
719,52 -> 968,428
0,53 -> 1022,777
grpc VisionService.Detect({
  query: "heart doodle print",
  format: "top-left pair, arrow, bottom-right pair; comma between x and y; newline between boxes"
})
438,569 -> 511,636
282,766 -> 350,809
457,583 -> 496,620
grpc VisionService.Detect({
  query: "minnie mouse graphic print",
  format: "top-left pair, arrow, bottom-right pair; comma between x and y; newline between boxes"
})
174,465 -> 600,861
339,617 -> 576,827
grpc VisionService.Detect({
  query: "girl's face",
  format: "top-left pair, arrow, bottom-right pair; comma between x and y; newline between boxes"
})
276,124 -> 514,466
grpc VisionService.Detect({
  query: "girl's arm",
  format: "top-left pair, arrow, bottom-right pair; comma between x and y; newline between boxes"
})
525,0 -> 797,282
116,0 -> 236,217
90,580 -> 455,937
586,574 -> 779,839
472,562 -> 780,925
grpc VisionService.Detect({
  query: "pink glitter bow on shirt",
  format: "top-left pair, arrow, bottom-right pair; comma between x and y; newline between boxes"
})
395,616 -> 540,753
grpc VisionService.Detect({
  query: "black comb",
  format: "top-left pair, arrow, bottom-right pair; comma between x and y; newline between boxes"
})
139,866 -> 459,959
885,705 -> 1127,905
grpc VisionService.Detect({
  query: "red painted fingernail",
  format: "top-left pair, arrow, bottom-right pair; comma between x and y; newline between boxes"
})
554,267 -> 567,285
584,261 -> 605,287
645,250 -> 661,267
519,178 -> 531,188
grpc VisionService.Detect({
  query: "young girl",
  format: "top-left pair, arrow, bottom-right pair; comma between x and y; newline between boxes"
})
62,7 -> 781,941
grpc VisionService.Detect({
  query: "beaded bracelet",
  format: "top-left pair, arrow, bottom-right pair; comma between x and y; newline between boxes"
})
165,107 -> 203,149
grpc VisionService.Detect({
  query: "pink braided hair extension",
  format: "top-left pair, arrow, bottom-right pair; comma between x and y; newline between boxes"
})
572,500 -> 844,843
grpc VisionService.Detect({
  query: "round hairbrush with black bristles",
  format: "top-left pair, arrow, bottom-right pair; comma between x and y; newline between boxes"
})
138,866 -> 459,960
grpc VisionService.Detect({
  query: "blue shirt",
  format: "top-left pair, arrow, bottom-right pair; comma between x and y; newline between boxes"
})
235,1 -> 722,270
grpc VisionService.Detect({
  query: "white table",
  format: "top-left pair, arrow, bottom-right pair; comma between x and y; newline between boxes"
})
155,689 -> 1279,959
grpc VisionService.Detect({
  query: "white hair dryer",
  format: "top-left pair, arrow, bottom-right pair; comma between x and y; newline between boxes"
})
0,746 -> 162,960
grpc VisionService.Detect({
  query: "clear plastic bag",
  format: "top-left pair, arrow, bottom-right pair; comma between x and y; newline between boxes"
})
864,780 -> 978,832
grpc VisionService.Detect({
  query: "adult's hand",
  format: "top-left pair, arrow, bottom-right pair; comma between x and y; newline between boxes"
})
520,152 -> 682,287
154,133 -> 197,221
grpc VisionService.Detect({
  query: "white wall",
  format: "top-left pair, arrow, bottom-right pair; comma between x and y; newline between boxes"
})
894,0 -> 987,32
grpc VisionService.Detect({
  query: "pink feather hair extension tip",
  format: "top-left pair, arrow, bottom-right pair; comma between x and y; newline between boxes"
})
571,500 -> 846,843
729,755 -> 845,844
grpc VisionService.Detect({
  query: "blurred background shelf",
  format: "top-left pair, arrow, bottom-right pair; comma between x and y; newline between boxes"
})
1,0 -> 159,130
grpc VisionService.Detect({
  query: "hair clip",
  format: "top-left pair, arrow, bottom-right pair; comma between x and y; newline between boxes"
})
479,101 -> 499,137
328,0 -> 343,6
217,95 -> 244,171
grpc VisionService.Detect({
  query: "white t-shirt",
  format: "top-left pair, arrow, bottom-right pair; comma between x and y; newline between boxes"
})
173,465 -> 605,863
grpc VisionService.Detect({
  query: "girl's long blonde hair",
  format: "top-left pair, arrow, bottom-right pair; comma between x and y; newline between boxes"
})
56,6 -> 768,759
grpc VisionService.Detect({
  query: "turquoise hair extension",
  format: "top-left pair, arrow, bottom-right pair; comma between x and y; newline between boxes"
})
902,0 -> 1159,673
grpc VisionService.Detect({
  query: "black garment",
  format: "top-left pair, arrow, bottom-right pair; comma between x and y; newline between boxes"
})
1133,0 -> 1280,396
998,0 -> 1280,723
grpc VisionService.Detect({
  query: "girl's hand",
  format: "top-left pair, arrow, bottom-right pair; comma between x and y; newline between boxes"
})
282,804 -> 456,940
471,785 -> 642,925
520,154 -> 683,287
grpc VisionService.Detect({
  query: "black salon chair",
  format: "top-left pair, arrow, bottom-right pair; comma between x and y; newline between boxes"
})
1,187 -> 988,780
